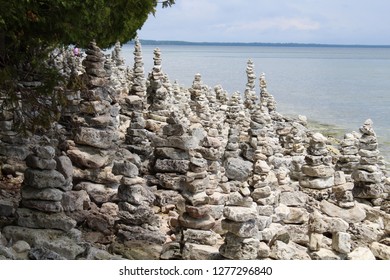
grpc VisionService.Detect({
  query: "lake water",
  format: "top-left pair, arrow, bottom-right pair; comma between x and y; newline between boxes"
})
119,43 -> 390,162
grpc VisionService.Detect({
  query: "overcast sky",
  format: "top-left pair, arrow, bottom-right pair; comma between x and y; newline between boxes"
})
137,0 -> 390,45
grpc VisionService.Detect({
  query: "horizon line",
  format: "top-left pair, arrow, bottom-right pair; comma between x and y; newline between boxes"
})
131,39 -> 390,48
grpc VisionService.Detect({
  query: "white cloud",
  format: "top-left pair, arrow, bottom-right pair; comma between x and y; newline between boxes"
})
221,17 -> 320,33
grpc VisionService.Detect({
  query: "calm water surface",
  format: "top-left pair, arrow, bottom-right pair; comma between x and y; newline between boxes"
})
120,44 -> 390,161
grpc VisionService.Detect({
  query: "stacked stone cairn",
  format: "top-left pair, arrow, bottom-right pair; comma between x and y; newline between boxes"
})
2,146 -> 86,259
122,37 -> 147,116
299,132 -> 335,198
259,73 -> 276,115
114,156 -> 165,245
66,41 -> 121,237
219,98 -> 259,259
352,119 -> 385,206
106,41 -> 130,97
244,59 -> 258,111
147,48 -> 171,117
336,132 -> 360,175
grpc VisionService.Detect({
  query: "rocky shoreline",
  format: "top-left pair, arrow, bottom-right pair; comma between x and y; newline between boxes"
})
0,39 -> 389,260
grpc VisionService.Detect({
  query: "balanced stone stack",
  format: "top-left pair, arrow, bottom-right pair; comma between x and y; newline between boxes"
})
219,189 -> 259,259
111,41 -> 125,67
0,96 -> 30,176
259,73 -> 276,114
114,158 -> 165,245
214,84 -> 228,107
352,119 -> 385,205
179,148 -> 221,259
189,73 -> 211,127
125,112 -> 153,173
332,171 -> 355,208
244,59 -> 258,111
147,48 -> 170,117
82,40 -> 106,87
299,132 -> 335,197
107,41 -> 129,96
336,133 -> 360,175
6,145 -> 83,259
123,38 -> 147,114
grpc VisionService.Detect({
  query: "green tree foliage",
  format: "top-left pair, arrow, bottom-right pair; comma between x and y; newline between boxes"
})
0,0 -> 174,132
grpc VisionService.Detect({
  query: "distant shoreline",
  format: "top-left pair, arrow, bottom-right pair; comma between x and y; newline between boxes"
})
131,39 -> 390,48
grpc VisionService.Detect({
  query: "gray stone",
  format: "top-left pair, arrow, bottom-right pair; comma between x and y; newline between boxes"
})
320,200 -> 366,223
77,182 -> 116,205
16,208 -> 76,232
299,176 -> 334,189
118,184 -> 155,206
0,144 -> 29,160
370,242 -> 390,260
182,229 -> 219,246
224,157 -> 253,182
179,213 -> 215,230
279,191 -> 308,207
34,146 -> 55,159
270,240 -> 311,260
74,127 -> 117,149
219,232 -> 259,260
182,243 -> 220,260
26,155 -> 56,170
310,248 -> 341,260
118,203 -> 156,226
332,232 -> 351,254
308,211 -> 349,234
221,219 -> 258,238
55,155 -> 73,180
224,206 -> 257,222
301,164 -> 334,177
347,247 -> 376,260
22,200 -> 63,213
2,226 -> 85,259
112,161 -> 139,177
28,247 -> 66,260
155,159 -> 190,174
155,147 -> 189,160
61,190 -> 90,212
67,147 -> 109,169
0,199 -> 15,217
22,186 -> 63,201
24,168 -> 66,190
12,240 -> 31,254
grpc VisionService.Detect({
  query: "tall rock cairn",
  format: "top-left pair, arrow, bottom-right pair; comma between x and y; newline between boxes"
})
336,133 -> 360,175
259,73 -> 276,114
19,146 -> 76,232
352,119 -> 385,205
147,48 -> 170,116
299,133 -> 335,197
127,38 -> 147,112
114,158 -> 165,245
244,59 -> 258,111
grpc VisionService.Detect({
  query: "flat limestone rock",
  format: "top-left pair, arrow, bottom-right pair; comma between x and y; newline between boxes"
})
182,243 -> 220,260
370,242 -> 390,260
223,206 -> 257,222
22,186 -> 63,201
24,169 -> 66,190
224,157 -> 253,182
320,200 -> 366,223
2,226 -> 85,259
347,247 -> 376,260
67,147 -> 109,169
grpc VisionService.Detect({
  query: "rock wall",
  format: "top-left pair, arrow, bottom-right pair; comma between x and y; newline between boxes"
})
0,40 -> 390,260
